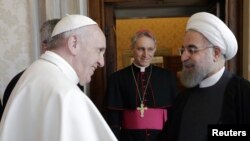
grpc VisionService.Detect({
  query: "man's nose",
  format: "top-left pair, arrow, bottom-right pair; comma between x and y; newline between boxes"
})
181,50 -> 191,62
98,56 -> 105,67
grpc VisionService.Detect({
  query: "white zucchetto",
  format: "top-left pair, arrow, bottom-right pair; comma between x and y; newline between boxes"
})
51,14 -> 97,37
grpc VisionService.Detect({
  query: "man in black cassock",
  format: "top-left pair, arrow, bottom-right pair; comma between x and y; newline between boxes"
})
104,30 -> 178,141
158,12 -> 250,141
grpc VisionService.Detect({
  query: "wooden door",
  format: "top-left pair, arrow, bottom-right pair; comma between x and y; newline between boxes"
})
88,0 -> 243,114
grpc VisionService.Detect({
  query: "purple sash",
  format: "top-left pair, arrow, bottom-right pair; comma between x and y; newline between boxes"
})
122,108 -> 167,130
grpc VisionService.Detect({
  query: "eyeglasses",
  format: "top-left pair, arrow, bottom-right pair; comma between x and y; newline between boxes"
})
178,46 -> 214,56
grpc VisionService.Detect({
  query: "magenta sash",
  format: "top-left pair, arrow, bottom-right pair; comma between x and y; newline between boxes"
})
122,108 -> 167,130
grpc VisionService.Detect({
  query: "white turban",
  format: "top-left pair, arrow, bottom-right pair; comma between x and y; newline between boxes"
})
186,12 -> 238,60
51,14 -> 97,37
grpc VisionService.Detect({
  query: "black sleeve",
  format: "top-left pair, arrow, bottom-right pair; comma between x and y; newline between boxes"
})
105,109 -> 122,140
222,75 -> 250,124
0,101 -> 3,121
3,71 -> 24,109
104,74 -> 123,140
1,70 -> 24,121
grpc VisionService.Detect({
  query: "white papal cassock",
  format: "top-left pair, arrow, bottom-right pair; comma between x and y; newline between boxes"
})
0,51 -> 117,141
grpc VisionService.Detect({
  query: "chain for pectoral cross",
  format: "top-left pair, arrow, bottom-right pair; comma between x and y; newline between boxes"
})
131,65 -> 152,118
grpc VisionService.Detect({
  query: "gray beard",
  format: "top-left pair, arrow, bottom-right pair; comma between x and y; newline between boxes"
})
180,49 -> 216,88
180,67 -> 207,88
180,57 -> 214,88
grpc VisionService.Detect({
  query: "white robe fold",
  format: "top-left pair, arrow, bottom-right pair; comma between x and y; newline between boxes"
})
0,51 -> 117,141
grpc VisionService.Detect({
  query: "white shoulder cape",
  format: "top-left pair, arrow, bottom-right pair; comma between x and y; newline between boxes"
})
0,51 -> 117,141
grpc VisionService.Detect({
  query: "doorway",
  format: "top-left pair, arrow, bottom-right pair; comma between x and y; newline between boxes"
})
88,0 -> 242,114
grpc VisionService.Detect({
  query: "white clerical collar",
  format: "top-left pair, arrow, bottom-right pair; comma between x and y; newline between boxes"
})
40,51 -> 79,85
133,63 -> 150,72
199,67 -> 225,88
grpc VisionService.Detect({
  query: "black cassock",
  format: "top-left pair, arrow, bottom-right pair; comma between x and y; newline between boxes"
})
158,70 -> 250,141
104,64 -> 178,141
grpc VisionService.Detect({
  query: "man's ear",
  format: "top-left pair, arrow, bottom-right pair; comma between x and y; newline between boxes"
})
41,43 -> 48,53
213,47 -> 222,61
68,35 -> 78,55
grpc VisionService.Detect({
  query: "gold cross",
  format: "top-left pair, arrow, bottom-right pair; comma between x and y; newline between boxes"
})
137,103 -> 147,118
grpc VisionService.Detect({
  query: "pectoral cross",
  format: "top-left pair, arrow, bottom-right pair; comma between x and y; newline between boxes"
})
137,103 -> 147,118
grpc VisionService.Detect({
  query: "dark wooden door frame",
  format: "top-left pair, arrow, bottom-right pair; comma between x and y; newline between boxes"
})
88,0 -> 243,113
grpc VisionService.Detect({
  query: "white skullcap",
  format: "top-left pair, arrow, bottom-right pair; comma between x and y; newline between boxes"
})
186,12 -> 238,60
51,14 -> 97,37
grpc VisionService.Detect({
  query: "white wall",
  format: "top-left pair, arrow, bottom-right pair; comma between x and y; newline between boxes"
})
0,0 -> 89,102
0,0 -> 35,101
45,0 -> 88,20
